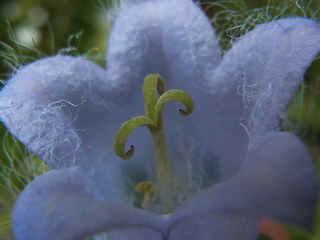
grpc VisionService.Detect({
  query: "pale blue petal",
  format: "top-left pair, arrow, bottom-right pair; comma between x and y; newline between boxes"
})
196,18 -> 320,180
0,55 -> 123,169
171,132 -> 317,230
235,18 -> 320,144
0,55 -> 141,203
167,214 -> 259,240
107,0 -> 220,93
13,169 -> 164,240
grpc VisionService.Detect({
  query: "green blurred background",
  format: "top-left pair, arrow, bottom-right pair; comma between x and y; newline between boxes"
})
1,0 -> 320,239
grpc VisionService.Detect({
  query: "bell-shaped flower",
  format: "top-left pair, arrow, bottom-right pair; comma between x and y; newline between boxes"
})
0,0 -> 319,239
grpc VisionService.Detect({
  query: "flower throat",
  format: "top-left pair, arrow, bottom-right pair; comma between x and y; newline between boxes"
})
114,74 -> 194,213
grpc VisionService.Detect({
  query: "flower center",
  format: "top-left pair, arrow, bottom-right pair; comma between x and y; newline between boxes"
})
114,74 -> 194,213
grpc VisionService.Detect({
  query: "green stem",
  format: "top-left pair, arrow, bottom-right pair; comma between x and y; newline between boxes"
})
150,120 -> 174,211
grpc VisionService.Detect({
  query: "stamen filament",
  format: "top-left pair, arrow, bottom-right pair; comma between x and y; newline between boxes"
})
136,181 -> 155,211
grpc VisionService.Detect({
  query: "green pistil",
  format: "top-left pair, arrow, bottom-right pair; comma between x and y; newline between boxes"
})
114,74 -> 194,211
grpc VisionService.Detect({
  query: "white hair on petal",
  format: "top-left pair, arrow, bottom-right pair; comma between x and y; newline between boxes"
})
100,0 -> 145,24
